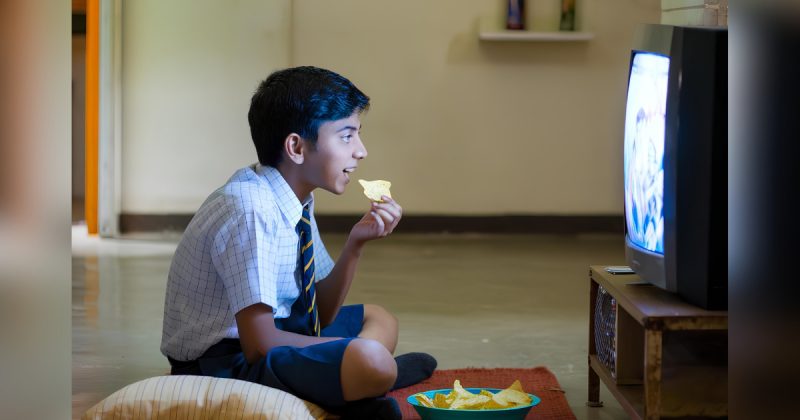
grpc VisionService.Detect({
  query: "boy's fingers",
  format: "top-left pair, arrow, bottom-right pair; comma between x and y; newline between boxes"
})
374,208 -> 395,224
372,201 -> 402,219
383,212 -> 400,234
371,211 -> 385,232
383,196 -> 402,214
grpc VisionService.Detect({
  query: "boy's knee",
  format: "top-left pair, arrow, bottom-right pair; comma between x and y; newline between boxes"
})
365,304 -> 399,328
343,339 -> 397,392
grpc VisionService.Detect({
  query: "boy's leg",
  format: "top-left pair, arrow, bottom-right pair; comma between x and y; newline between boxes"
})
358,303 -> 398,353
325,303 -> 436,392
340,338 -> 397,400
238,337 -> 397,403
355,304 -> 437,390
318,304 -> 399,399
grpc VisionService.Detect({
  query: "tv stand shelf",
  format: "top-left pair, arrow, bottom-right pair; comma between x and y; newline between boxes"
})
587,266 -> 727,419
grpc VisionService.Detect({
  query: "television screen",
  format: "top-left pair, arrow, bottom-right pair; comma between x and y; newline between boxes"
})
623,52 -> 670,254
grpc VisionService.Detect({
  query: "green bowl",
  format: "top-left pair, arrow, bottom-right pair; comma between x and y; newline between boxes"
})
406,388 -> 541,420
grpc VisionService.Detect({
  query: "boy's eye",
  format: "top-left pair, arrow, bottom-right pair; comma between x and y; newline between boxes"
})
342,135 -> 353,143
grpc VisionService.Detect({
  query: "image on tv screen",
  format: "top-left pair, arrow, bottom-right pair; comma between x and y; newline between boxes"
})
624,52 -> 669,254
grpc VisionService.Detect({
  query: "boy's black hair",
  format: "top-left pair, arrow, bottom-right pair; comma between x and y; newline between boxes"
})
248,66 -> 370,167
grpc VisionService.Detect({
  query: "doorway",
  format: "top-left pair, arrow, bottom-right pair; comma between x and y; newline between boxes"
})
72,10 -> 86,225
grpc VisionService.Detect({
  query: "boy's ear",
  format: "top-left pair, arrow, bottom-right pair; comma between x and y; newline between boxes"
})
284,133 -> 305,164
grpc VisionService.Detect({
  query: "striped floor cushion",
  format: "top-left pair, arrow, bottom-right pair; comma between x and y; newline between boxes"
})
82,375 -> 327,419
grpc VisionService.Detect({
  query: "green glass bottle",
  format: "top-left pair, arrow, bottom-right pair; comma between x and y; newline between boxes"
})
560,0 -> 576,31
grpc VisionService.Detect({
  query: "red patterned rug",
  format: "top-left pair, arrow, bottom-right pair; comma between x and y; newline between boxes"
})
387,367 -> 576,420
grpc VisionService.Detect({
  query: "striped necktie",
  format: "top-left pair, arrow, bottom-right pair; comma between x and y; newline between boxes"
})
296,205 -> 320,336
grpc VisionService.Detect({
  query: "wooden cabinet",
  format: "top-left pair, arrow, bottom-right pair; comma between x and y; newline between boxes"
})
587,266 -> 727,419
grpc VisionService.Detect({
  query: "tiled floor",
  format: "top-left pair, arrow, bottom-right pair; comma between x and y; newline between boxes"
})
72,225 -> 628,419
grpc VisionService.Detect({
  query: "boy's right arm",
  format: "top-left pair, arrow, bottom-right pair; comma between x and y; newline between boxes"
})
235,302 -> 342,364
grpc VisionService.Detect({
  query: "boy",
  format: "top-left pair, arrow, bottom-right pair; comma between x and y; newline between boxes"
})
160,66 -> 436,419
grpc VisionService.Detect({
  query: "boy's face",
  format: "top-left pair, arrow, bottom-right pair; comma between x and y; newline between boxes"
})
303,112 -> 367,195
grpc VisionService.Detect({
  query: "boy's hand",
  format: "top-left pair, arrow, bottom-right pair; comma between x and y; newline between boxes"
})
349,196 -> 402,244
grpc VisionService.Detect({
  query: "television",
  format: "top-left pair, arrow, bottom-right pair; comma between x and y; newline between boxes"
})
623,24 -> 727,310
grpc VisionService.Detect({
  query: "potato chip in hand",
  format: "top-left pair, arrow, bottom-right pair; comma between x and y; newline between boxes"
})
358,179 -> 392,203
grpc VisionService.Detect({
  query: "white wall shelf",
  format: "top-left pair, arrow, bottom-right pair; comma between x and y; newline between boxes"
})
479,30 -> 594,42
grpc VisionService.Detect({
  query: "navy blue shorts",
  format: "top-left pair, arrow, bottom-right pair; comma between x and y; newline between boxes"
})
172,304 -> 365,408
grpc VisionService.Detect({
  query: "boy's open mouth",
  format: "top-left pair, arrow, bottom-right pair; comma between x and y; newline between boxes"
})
342,167 -> 356,182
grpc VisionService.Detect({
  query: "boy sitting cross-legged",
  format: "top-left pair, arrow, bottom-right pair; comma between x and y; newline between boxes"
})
160,66 -> 436,419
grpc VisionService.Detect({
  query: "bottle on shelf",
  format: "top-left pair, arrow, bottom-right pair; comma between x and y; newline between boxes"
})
506,0 -> 525,30
560,0 -> 576,31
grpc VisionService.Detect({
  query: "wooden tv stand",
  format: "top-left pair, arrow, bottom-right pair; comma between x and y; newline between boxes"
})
587,266 -> 728,419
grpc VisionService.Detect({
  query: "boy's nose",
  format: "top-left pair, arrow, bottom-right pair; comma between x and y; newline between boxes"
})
354,141 -> 367,159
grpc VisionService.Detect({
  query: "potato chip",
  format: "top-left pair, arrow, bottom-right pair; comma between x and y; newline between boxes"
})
509,379 -> 525,393
414,394 -> 435,408
479,390 -> 494,398
433,392 -> 449,408
452,379 -> 475,399
494,388 -> 532,405
490,390 -> 509,406
444,390 -> 455,406
358,179 -> 392,202
450,394 -> 491,410
483,398 -> 510,409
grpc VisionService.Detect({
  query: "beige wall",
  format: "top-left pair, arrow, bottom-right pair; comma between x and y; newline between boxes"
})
120,0 -> 660,215
121,0 -> 291,213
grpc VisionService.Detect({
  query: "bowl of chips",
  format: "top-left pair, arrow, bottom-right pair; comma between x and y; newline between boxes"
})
407,380 -> 541,420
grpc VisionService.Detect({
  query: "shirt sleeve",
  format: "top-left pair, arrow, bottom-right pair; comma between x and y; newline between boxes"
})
210,210 -> 279,314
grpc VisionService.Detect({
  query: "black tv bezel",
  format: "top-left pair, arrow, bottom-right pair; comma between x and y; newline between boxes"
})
665,25 -> 728,310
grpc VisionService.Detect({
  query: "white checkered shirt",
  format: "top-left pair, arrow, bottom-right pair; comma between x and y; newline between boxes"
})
161,164 -> 336,361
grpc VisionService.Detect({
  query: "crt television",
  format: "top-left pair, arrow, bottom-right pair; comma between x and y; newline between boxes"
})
623,24 -> 727,310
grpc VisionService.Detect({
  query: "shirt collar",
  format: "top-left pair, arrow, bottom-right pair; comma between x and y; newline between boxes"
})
254,163 -> 313,226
